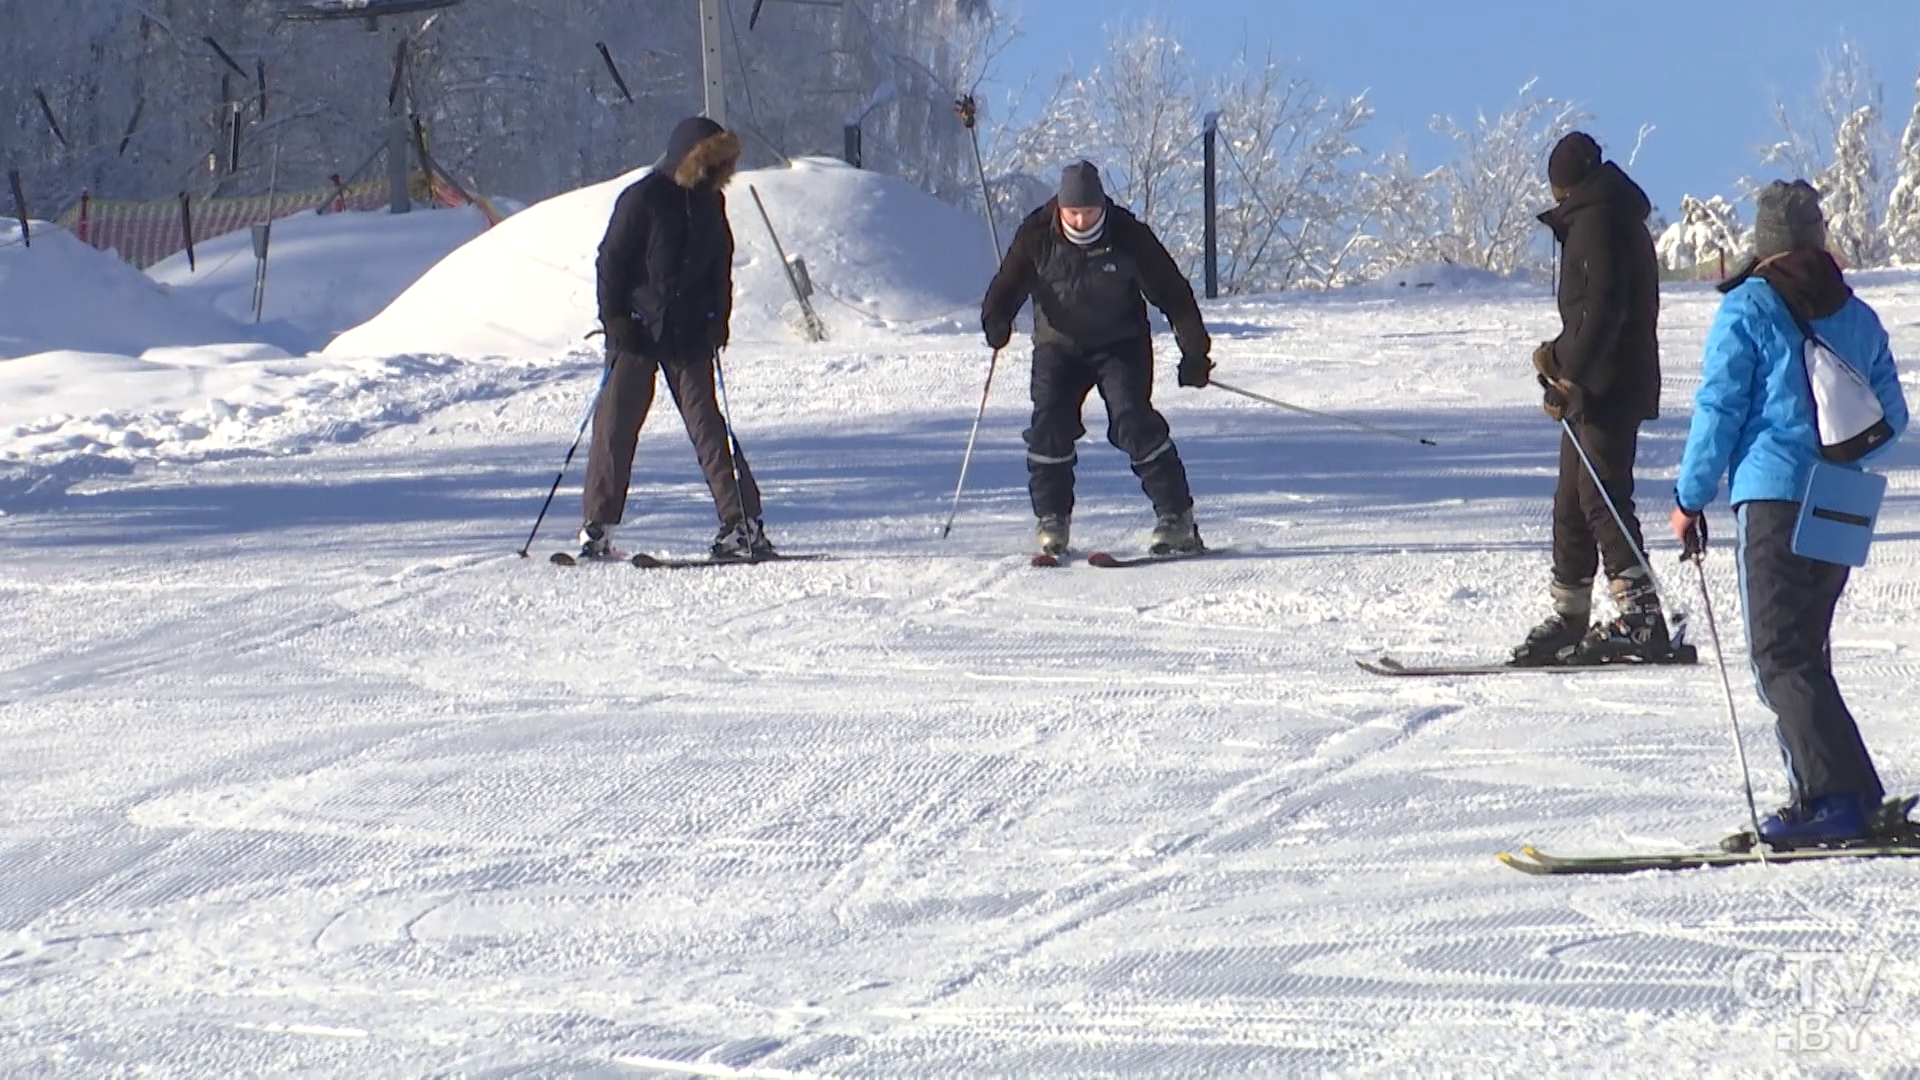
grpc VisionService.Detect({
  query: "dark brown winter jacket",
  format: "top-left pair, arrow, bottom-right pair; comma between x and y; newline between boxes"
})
1537,161 -> 1662,421
596,117 -> 741,355
981,198 -> 1210,360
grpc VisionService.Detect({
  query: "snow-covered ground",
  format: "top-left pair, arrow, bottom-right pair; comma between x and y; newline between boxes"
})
5,181 -> 1920,1075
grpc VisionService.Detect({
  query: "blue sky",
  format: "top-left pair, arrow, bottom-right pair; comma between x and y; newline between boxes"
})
980,0 -> 1920,220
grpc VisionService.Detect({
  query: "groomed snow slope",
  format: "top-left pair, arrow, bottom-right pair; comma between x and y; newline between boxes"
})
4,252 -> 1920,1072
325,157 -> 998,360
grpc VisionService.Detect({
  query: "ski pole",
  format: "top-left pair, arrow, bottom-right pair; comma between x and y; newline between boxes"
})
1560,417 -> 1671,613
711,347 -> 754,531
1689,550 -> 1769,860
517,356 -> 614,558
954,94 -> 1002,262
941,348 -> 1000,539
1210,378 -> 1437,446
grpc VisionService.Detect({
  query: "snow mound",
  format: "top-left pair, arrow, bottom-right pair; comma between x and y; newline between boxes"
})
147,206 -> 495,354
0,222 -> 262,360
327,157 -> 998,360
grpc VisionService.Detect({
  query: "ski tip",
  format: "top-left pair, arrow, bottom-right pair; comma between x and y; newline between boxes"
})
1497,851 -> 1553,875
631,553 -> 663,568
549,552 -> 576,566
1086,551 -> 1118,568
1030,553 -> 1062,568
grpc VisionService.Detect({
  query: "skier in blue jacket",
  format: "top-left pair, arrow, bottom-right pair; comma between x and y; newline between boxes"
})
1672,180 -> 1909,846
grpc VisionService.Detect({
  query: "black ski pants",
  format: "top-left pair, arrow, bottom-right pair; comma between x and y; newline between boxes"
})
1552,417 -> 1648,593
1737,500 -> 1884,805
583,344 -> 761,528
1023,338 -> 1193,519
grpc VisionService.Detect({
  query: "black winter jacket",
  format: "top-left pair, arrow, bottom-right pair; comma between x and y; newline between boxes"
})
1537,161 -> 1662,421
982,198 -> 1210,360
596,117 -> 741,355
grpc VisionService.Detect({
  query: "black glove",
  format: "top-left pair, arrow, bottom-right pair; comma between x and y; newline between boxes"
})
1538,374 -> 1582,421
1178,351 -> 1213,389
1675,501 -> 1708,561
602,314 -> 638,353
707,311 -> 728,352
983,317 -> 1012,351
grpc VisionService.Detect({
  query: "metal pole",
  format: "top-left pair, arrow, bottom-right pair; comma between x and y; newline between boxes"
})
1691,553 -> 1769,858
699,0 -> 726,127
844,122 -> 862,168
517,359 -> 615,558
1210,378 -> 1437,446
1559,416 -> 1668,611
385,19 -> 409,214
941,349 -> 1000,539
1203,111 -> 1219,300
953,95 -> 1001,260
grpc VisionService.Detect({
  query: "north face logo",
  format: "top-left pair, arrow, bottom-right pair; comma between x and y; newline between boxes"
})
1101,263 -> 1118,273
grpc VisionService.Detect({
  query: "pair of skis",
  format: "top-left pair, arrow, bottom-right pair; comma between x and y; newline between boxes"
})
1031,547 -> 1216,569
1504,799 -> 1920,874
1356,646 -> 1699,677
550,550 -> 830,569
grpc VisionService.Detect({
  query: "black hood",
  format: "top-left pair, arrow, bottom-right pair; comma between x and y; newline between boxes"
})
1536,161 -> 1652,240
658,116 -> 724,175
1719,247 -> 1853,321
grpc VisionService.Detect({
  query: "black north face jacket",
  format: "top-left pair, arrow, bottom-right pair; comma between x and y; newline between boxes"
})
982,198 -> 1209,361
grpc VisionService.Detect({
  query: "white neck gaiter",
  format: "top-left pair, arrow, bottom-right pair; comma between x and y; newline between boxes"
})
1062,210 -> 1107,247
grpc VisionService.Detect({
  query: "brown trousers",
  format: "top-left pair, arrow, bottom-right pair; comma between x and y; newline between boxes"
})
583,346 -> 762,527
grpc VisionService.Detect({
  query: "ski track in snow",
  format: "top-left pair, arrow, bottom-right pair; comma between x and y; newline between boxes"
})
5,281 -> 1920,1075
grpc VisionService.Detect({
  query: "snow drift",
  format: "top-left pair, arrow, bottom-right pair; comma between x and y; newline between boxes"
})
147,205 -> 494,354
0,222 -> 263,360
326,157 -> 1000,360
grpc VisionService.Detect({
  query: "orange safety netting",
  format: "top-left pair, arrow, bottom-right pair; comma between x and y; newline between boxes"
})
54,172 -> 504,269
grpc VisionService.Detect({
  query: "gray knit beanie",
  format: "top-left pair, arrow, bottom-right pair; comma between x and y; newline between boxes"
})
1753,180 -> 1826,259
1058,161 -> 1106,208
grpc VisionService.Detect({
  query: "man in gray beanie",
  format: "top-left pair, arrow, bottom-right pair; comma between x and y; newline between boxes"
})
980,161 -> 1215,558
1514,131 -> 1671,666
1671,179 -> 1911,847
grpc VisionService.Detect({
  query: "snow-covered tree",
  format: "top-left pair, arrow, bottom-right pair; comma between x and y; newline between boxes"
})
1207,51 -> 1372,291
1884,71 -> 1920,264
1425,80 -> 1587,274
1818,104 -> 1887,268
1655,194 -> 1745,277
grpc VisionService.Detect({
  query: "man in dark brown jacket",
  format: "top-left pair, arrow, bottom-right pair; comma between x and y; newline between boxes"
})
1515,131 -> 1670,664
980,161 -> 1213,557
578,116 -> 773,562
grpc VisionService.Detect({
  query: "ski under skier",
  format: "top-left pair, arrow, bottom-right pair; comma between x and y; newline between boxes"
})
1514,132 -> 1673,665
979,161 -> 1214,558
1672,181 -> 1910,847
578,115 -> 774,562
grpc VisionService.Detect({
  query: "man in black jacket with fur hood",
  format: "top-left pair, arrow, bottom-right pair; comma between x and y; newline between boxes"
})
981,161 -> 1213,558
1515,131 -> 1672,665
577,115 -> 773,561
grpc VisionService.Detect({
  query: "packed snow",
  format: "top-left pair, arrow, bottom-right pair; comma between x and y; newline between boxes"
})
0,222 -> 265,360
4,165 -> 1920,1076
147,205 -> 496,355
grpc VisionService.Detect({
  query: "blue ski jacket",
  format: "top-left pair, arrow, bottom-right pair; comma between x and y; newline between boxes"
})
1675,273 -> 1908,512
